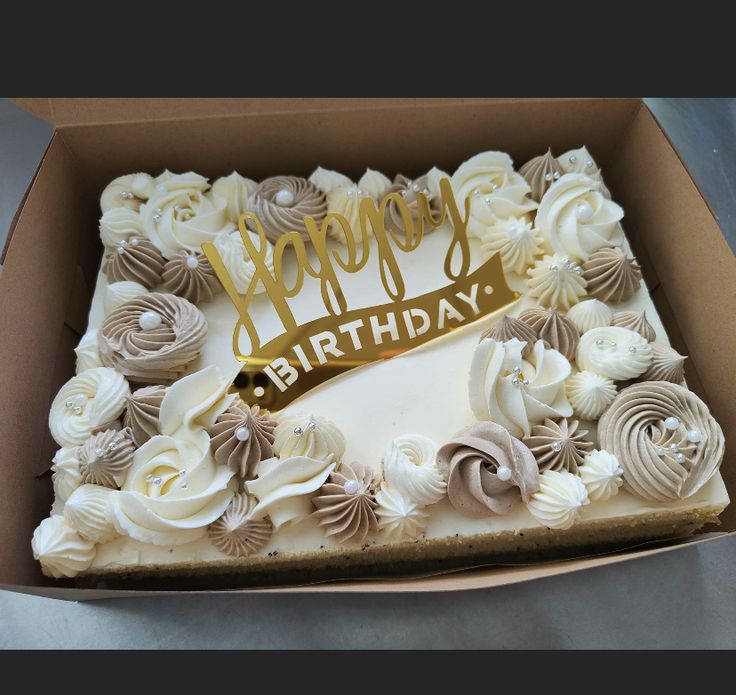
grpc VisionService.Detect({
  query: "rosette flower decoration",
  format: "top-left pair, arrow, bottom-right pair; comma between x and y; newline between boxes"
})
479,217 -> 544,275
480,315 -> 537,355
581,247 -> 642,304
74,329 -> 102,373
451,151 -> 538,238
598,381 -> 724,502
640,343 -> 687,383
32,515 -> 96,578
576,326 -> 652,381
526,255 -> 587,311
102,237 -> 165,290
518,149 -> 564,202
63,484 -> 119,544
246,175 -> 327,243
383,173 -> 442,239
100,172 -> 154,213
273,412 -> 346,464
51,447 -> 83,505
211,172 -> 257,225
208,492 -> 272,558
375,485 -> 428,541
535,173 -> 623,262
99,207 -> 146,249
77,427 -> 136,488
579,450 -> 623,502
382,434 -> 445,507
123,384 -> 166,446
141,171 -> 234,258
49,367 -> 130,448
526,470 -> 589,530
557,147 -> 611,198
518,307 -> 579,361
103,281 -> 148,315
162,251 -> 222,305
522,418 -> 593,473
212,230 -> 274,295
469,337 -> 573,438
97,293 -> 207,384
436,422 -> 539,517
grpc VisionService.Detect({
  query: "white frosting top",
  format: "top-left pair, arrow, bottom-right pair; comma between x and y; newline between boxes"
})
326,184 -> 373,245
211,172 -> 257,225
565,370 -> 617,421
579,450 -> 623,502
451,151 -> 537,238
536,173 -> 623,261
103,280 -> 148,315
100,173 -> 154,213
375,483 -> 428,541
566,298 -> 613,334
212,229 -> 273,295
273,412 -> 346,464
469,338 -> 573,438
32,515 -> 96,578
74,329 -> 103,373
479,217 -> 543,275
309,166 -> 353,194
358,168 -> 391,198
246,455 -> 336,529
526,254 -> 587,311
557,147 -> 601,175
63,484 -> 119,544
51,447 -> 82,505
382,434 -> 445,507
99,207 -> 146,249
576,326 -> 653,380
526,470 -> 589,530
49,367 -> 130,448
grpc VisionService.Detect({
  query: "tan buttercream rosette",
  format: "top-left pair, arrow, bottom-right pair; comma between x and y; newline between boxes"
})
436,422 -> 539,517
98,293 -> 207,384
598,381 -> 724,501
208,492 -> 273,558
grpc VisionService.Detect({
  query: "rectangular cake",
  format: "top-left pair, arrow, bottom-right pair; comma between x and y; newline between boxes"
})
30,146 -> 729,585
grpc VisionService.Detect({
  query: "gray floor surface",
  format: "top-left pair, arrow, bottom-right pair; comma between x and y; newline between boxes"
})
0,98 -> 734,649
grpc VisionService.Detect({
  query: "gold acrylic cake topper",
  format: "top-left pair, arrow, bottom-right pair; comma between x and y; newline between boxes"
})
202,178 -> 518,410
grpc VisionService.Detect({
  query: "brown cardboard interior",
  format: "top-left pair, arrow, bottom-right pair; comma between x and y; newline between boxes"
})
1,98 -> 733,599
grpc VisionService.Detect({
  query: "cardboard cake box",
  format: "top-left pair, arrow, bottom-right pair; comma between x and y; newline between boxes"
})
1,97 -> 734,600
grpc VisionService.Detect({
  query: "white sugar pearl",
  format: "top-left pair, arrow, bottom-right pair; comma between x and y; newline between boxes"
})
664,416 -> 680,431
496,466 -> 512,482
274,188 -> 295,206
343,479 -> 360,495
575,200 -> 594,221
185,256 -> 200,270
235,426 -> 250,442
687,429 -> 703,443
138,311 -> 162,331
73,393 -> 88,407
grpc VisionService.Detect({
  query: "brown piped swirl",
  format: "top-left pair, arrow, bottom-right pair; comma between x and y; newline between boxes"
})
208,401 -> 276,480
123,384 -> 166,446
582,247 -> 642,304
519,149 -> 564,202
612,310 -> 656,342
436,422 -> 540,517
102,238 -> 165,289
246,176 -> 327,243
78,427 -> 135,488
98,292 -> 207,384
312,462 -> 379,544
640,342 -> 687,384
162,252 -> 222,305
522,417 -> 593,474
208,492 -> 273,558
480,315 -> 537,355
598,381 -> 724,501
518,307 -> 579,361
384,173 -> 441,239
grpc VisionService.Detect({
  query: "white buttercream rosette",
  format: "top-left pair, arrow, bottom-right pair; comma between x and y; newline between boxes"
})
382,434 -> 445,507
469,337 -> 572,438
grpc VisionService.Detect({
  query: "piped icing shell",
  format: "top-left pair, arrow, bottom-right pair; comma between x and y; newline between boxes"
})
51,447 -> 83,504
375,485 -> 428,541
74,329 -> 102,373
208,492 -> 273,558
325,183 -> 374,245
99,207 -> 146,249
436,421 -> 539,517
522,417 -> 593,474
98,293 -> 207,384
273,413 -> 346,464
383,173 -> 441,239
309,166 -> 353,194
382,434 -> 445,507
598,381 -> 724,501
103,281 -> 148,315
566,299 -> 613,334
582,247 -> 642,303
519,149 -> 564,202
100,173 -> 154,213
579,450 -> 623,502
557,147 -> 611,198
162,251 -> 222,305
123,384 -> 166,446
49,367 -> 130,448
526,254 -> 587,311
209,401 -> 276,479
479,315 -> 537,355
576,326 -> 652,381
247,175 -> 327,243
358,168 -> 392,198
313,461 -> 379,544
63,484 -> 119,544
211,172 -> 257,225
565,370 -> 617,420
480,217 -> 544,274
640,342 -> 687,384
31,515 -> 96,578
518,307 -> 579,361
526,470 -> 589,530
535,173 -> 623,262
612,310 -> 656,342
77,427 -> 136,488
212,229 -> 274,295
102,237 -> 166,289
469,337 -> 573,438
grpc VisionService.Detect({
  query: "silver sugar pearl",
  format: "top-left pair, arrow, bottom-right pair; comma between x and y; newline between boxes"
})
549,264 -> 559,272
145,474 -> 154,482
574,266 -> 583,275
553,171 -> 560,180
610,342 -> 617,347
108,442 -> 118,451
180,482 -> 188,490
152,213 -> 162,222
179,469 -> 186,476
676,453 -> 686,463
522,378 -> 529,385
511,377 -> 520,386
513,366 -> 522,374
656,447 -> 665,456
491,183 -> 499,191
669,443 -> 679,452
569,155 -> 577,164
484,197 -> 492,204
544,173 -> 552,182
664,416 -> 680,430
153,477 -> 162,485
551,441 -> 563,452
629,346 -> 637,353
586,160 -> 594,169
72,406 -> 82,415
294,426 -> 304,436
596,339 -> 605,346
687,429 -> 703,443
131,237 -> 140,245
65,399 -> 74,408
95,448 -> 105,458
307,421 -> 318,431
